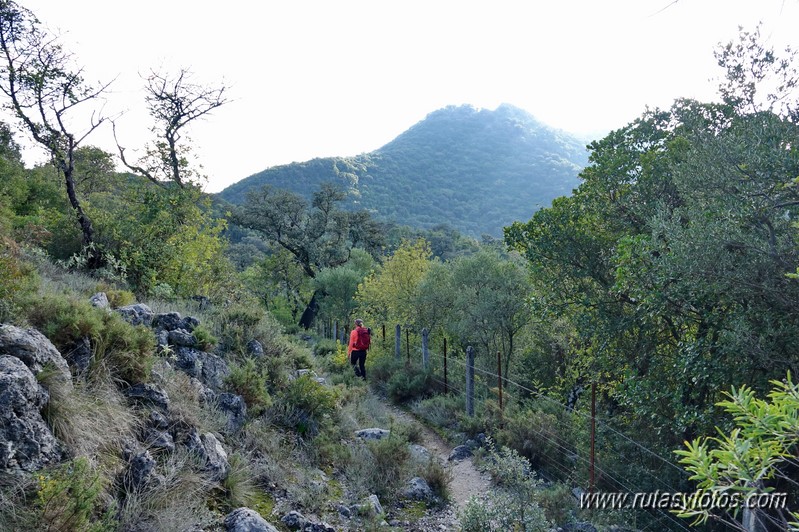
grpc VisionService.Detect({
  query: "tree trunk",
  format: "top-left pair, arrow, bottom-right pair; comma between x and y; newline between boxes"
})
63,168 -> 101,268
299,290 -> 321,329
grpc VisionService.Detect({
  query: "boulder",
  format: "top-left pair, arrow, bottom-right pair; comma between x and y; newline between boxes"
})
402,476 -> 434,502
127,449 -> 159,489
0,356 -> 61,472
223,507 -> 278,532
152,312 -> 183,332
216,393 -> 247,433
280,510 -> 306,530
144,428 -> 175,453
355,428 -> 390,441
174,347 -> 230,391
167,328 -> 197,348
116,303 -> 154,327
125,383 -> 170,411
0,324 -> 72,386
246,339 -> 264,358
186,429 -> 230,481
89,292 -> 110,309
448,445 -> 473,462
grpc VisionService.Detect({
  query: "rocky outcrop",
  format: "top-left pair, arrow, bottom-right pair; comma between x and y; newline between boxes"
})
355,428 -> 390,441
224,507 -> 278,532
216,392 -> 247,433
125,383 -> 170,411
116,303 -> 154,327
0,324 -> 72,387
89,292 -> 110,309
403,476 -> 435,502
0,356 -> 61,472
186,429 -> 230,481
174,347 -> 230,391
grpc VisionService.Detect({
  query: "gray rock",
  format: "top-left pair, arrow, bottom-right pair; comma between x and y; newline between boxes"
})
0,324 -> 72,387
224,507 -> 278,532
200,352 -> 230,391
175,346 -> 203,379
409,444 -> 430,461
127,450 -> 157,489
465,438 -> 479,450
168,328 -> 197,347
217,393 -> 247,432
355,428 -> 390,441
304,523 -> 335,532
337,504 -> 351,518
149,409 -> 170,430
281,510 -> 306,529
403,476 -> 434,501
116,303 -> 154,327
144,428 -> 175,452
125,383 -> 170,411
181,316 -> 200,331
448,445 -> 473,461
89,292 -> 110,309
155,329 -> 169,350
0,356 -> 61,472
367,494 -> 384,516
246,339 -> 264,358
65,336 -> 92,376
153,312 -> 183,331
174,347 -> 229,391
186,429 -> 230,481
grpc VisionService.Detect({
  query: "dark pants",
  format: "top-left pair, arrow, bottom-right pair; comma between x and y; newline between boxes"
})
350,350 -> 367,379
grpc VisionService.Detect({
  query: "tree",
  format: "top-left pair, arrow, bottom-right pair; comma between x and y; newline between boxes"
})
236,182 -> 384,327
115,68 -> 228,188
0,1 -> 110,265
356,238 -> 434,332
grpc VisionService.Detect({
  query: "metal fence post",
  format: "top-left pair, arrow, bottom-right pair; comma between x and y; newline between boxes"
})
421,328 -> 429,369
395,324 -> 401,359
466,346 -> 475,417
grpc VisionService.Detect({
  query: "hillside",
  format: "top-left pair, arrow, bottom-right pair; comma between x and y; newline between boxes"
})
218,104 -> 588,236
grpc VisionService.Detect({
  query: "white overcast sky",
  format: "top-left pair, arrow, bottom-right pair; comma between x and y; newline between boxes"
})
18,0 -> 799,192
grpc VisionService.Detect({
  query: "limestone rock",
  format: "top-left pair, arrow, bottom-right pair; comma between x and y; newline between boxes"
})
116,303 -> 154,327
89,292 -> 110,309
0,356 -> 61,472
355,428 -> 390,441
223,507 -> 278,532
0,324 -> 72,386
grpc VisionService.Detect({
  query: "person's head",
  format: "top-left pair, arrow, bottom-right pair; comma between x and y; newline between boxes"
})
355,318 -> 363,327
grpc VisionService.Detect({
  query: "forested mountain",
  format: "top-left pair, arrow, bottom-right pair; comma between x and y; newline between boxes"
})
218,104 -> 588,236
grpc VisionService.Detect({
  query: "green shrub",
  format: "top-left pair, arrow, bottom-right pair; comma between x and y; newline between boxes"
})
313,339 -> 339,357
192,324 -> 217,351
411,394 -> 462,431
0,236 -> 38,323
26,294 -> 154,384
386,366 -> 435,404
270,375 -> 337,437
93,284 -> 135,308
461,438 -> 551,531
219,452 -> 259,512
417,457 -> 451,503
225,358 -> 272,416
36,457 -> 115,532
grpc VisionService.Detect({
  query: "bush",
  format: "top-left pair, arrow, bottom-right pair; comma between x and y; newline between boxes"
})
269,374 -> 337,437
225,358 -> 272,416
192,324 -> 217,351
313,338 -> 339,357
460,438 -> 551,531
0,236 -> 38,323
346,432 -> 411,501
26,294 -> 154,384
386,366 -> 436,404
36,457 -> 114,532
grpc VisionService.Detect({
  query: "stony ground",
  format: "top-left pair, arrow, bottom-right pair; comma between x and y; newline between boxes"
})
386,406 -> 492,531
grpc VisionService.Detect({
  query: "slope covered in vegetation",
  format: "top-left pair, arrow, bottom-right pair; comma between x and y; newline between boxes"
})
218,104 -> 588,236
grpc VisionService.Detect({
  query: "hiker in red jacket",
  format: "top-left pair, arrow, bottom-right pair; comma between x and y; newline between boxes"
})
348,318 -> 371,380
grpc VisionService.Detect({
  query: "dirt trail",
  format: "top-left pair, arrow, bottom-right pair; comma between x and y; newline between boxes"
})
387,406 -> 491,514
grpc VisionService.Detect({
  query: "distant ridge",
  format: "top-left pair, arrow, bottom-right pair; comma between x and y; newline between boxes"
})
218,104 -> 588,236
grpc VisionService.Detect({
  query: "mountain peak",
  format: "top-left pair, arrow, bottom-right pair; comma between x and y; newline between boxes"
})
218,104 -> 588,236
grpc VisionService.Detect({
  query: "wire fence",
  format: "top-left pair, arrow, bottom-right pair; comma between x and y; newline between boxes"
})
362,324 -> 696,532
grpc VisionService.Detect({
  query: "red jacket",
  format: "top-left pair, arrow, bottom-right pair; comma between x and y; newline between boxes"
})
348,326 -> 368,355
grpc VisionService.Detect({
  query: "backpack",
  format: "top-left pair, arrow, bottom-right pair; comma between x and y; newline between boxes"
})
353,326 -> 371,351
